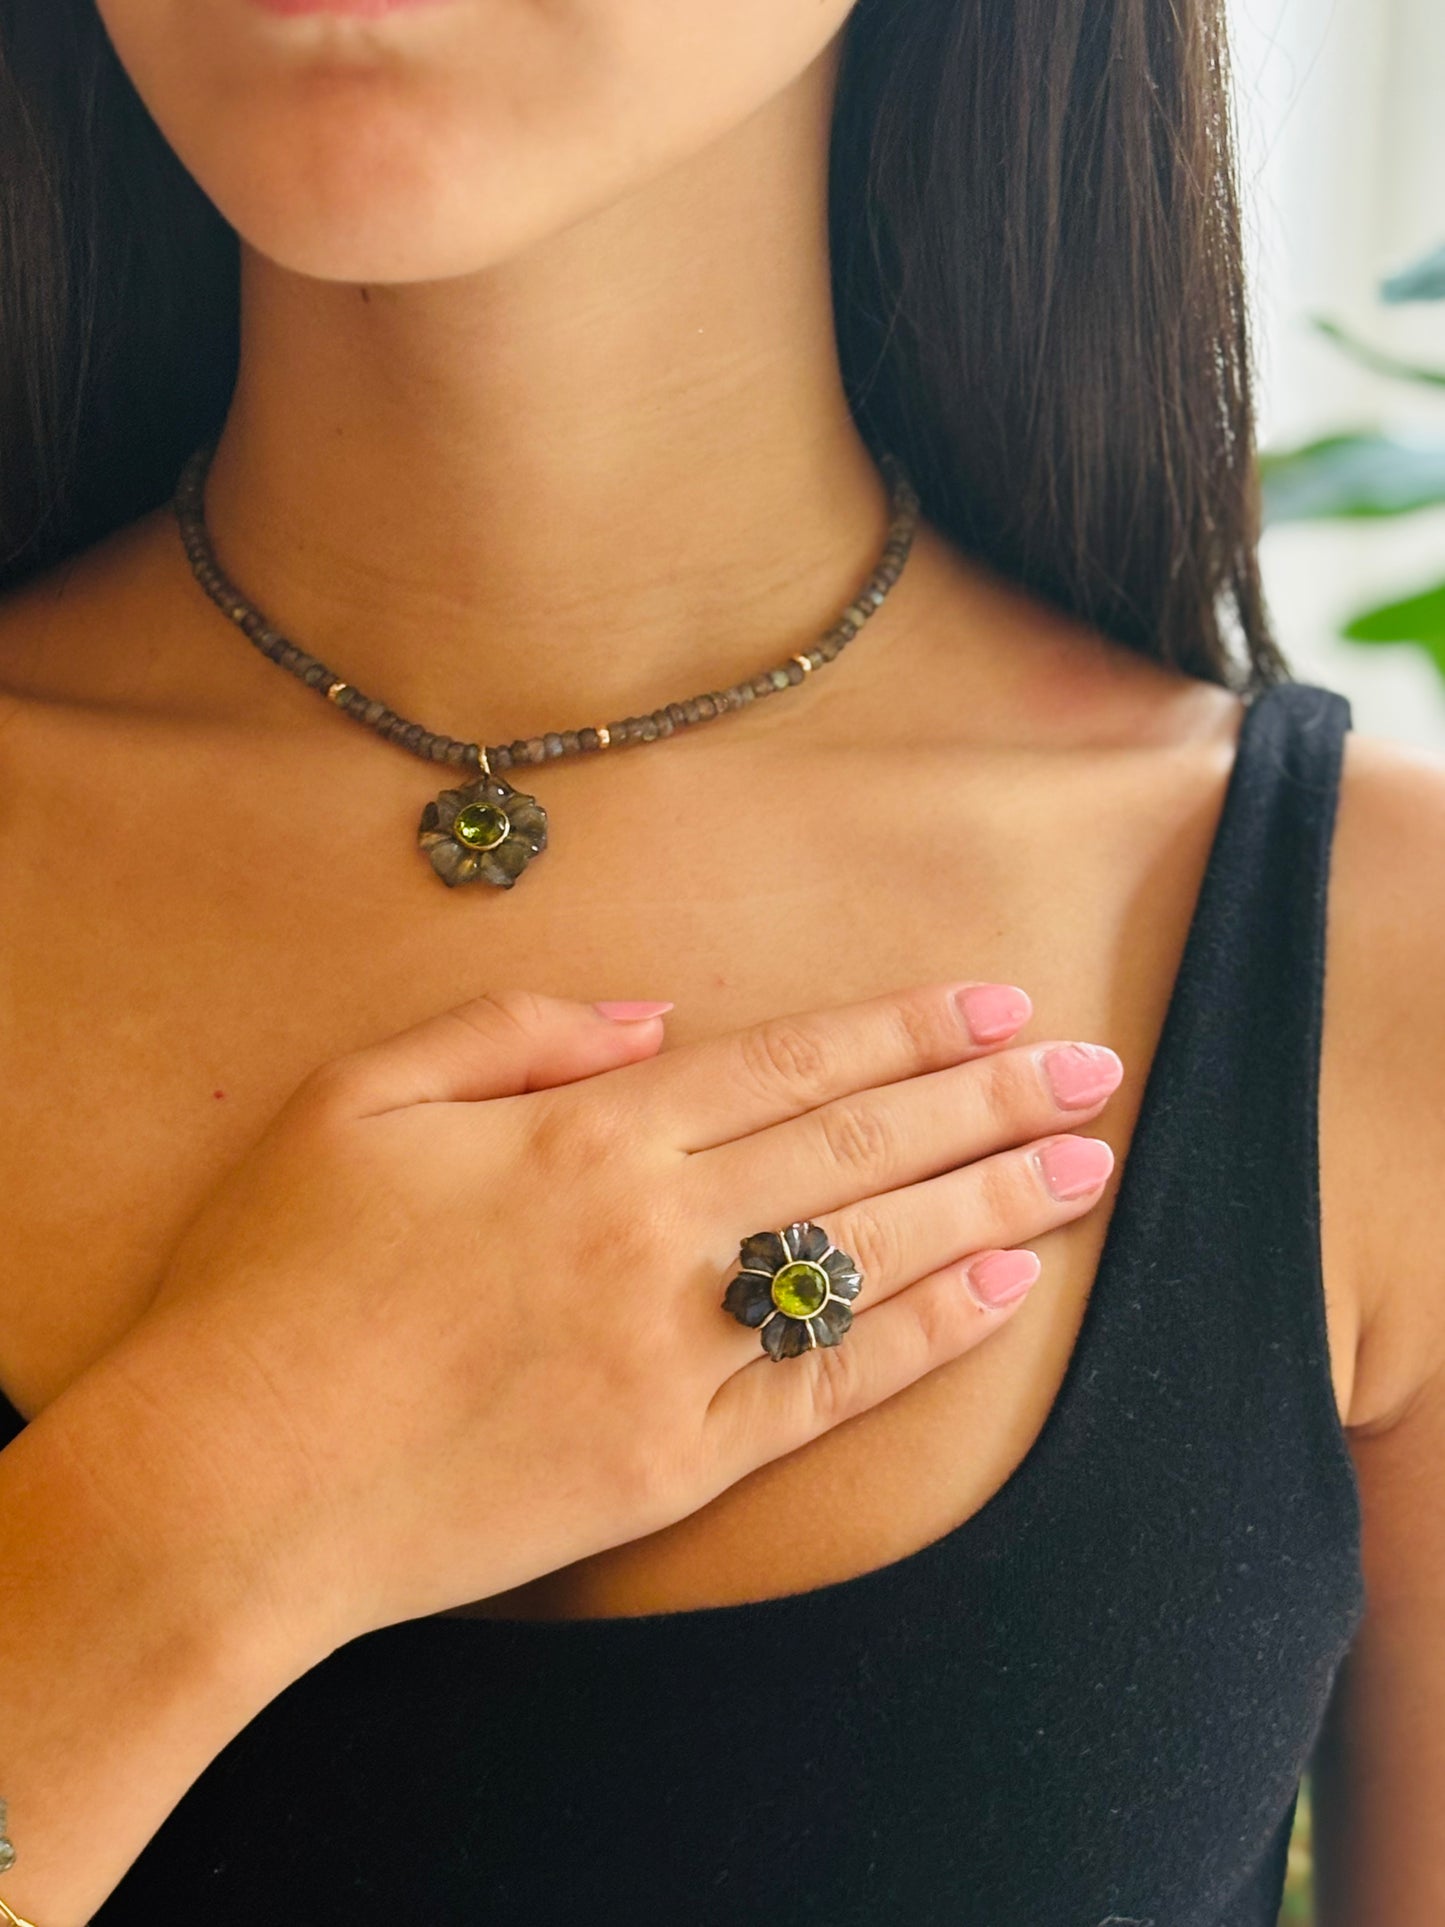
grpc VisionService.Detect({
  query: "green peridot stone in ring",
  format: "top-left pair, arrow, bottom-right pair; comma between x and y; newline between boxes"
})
771,1260 -> 829,1319
453,801 -> 511,849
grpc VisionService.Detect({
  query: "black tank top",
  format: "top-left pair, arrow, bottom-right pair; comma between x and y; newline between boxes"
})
0,678 -> 1365,1926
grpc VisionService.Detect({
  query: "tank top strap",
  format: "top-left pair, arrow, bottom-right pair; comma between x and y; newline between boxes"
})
1141,676 -> 1353,1246
1031,676 -> 1362,1573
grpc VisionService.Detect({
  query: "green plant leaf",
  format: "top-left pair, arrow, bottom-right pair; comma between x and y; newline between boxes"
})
1308,315 -> 1445,389
1341,579 -> 1445,680
1381,241 -> 1445,304
1259,431 -> 1445,522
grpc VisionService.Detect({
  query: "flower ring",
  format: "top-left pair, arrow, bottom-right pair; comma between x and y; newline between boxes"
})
417,774 -> 548,888
721,1220 -> 864,1361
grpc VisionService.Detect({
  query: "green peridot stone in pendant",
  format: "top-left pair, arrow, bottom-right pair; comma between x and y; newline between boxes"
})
453,801 -> 511,849
771,1260 -> 829,1319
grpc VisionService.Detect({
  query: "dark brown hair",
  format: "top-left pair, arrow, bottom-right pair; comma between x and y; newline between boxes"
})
1,0 -> 1286,690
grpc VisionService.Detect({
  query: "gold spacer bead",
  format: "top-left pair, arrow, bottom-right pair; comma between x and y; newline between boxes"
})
326,681 -> 351,705
792,654 -> 814,676
596,726 -> 611,748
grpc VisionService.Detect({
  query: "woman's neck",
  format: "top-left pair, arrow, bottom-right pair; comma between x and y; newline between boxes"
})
194,45 -> 913,746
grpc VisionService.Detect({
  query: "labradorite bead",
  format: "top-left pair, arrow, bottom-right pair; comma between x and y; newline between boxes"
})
771,1260 -> 829,1319
453,802 -> 511,849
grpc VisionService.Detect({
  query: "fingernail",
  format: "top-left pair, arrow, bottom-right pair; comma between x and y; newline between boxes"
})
964,1247 -> 1042,1309
955,983 -> 1032,1043
1041,1042 -> 1123,1108
1035,1135 -> 1115,1200
593,1000 -> 676,1023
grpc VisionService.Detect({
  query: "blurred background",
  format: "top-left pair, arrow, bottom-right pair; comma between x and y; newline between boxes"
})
1231,0 -> 1445,752
1226,0 -> 1443,1914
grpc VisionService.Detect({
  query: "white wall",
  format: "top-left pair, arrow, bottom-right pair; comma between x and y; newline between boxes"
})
1228,0 -> 1445,748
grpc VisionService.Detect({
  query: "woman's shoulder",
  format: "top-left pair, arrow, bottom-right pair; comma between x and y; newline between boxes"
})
0,506 -> 213,804
1321,714 -> 1445,1436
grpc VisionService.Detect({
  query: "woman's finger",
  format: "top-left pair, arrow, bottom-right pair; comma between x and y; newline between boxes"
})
287,988 -> 674,1116
621,979 -> 1033,1152
695,1035 -> 1122,1226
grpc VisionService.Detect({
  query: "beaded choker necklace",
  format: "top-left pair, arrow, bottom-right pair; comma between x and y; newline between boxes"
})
171,441 -> 920,891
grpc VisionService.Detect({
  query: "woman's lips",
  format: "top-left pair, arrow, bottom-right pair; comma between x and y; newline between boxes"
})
246,0 -> 456,17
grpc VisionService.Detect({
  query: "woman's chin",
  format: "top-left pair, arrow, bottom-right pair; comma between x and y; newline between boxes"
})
197,125 -> 584,285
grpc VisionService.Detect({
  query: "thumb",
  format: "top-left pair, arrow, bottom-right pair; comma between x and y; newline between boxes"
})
300,990 -> 674,1116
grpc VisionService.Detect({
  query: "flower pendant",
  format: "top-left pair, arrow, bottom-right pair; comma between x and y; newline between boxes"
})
417,773 -> 548,888
722,1220 -> 864,1360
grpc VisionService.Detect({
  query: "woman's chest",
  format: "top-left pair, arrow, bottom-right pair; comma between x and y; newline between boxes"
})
0,728 -> 1361,1621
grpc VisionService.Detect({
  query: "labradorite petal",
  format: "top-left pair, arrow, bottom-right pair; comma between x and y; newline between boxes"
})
817,1297 -> 854,1342
739,1231 -> 788,1275
507,803 -> 548,843
425,838 -> 469,883
822,1248 -> 863,1295
723,1270 -> 775,1328
760,1312 -> 789,1361
492,836 -> 532,877
776,1317 -> 813,1359
438,848 -> 486,887
809,1314 -> 842,1349
784,1221 -> 830,1263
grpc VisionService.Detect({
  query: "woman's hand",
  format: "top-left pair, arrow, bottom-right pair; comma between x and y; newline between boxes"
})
111,979 -> 1120,1664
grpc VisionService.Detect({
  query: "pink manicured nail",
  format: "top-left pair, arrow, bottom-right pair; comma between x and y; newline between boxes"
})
1041,1042 -> 1123,1108
1035,1135 -> 1115,1200
593,1000 -> 675,1023
955,983 -> 1032,1043
964,1247 -> 1042,1309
